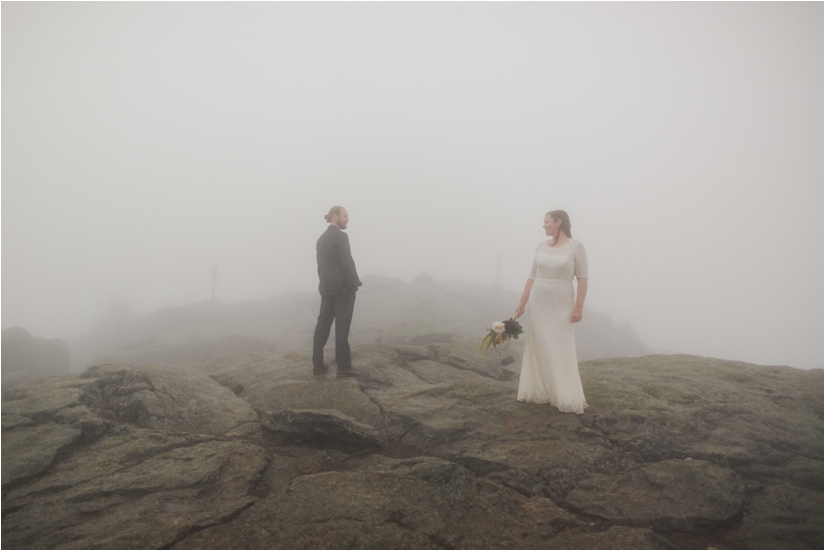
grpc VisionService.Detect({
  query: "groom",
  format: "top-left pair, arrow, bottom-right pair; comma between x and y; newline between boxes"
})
312,206 -> 362,378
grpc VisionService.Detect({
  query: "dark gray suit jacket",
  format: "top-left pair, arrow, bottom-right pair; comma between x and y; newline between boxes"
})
316,225 -> 362,296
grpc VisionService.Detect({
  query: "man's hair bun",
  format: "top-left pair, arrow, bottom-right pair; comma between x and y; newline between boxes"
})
325,206 -> 344,222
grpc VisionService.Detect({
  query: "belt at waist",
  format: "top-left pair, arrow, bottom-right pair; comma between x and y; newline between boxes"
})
534,278 -> 572,283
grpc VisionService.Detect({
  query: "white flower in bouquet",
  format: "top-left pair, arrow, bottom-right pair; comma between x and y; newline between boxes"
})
480,317 -> 524,359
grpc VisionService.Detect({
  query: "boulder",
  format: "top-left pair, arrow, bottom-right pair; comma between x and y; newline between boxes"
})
262,409 -> 382,447
251,377 -> 385,430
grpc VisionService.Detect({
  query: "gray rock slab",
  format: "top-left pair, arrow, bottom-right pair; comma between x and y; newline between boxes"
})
172,456 -> 577,550
263,408 -> 382,447
61,440 -> 254,497
403,358 -> 488,385
248,377 -> 385,430
85,364 -> 259,435
549,525 -> 666,550
562,459 -> 746,531
407,332 -> 457,345
2,435 -> 267,549
1,387 -> 83,422
485,469 -> 543,497
720,480 -> 824,550
427,341 -> 507,379
349,344 -> 439,388
4,346 -> 817,550
53,405 -> 108,441
368,383 -> 478,449
1,422 -> 82,487
190,351 -> 389,429
581,356 -> 823,460
189,350 -> 820,550
457,484 -> 576,548
4,428 -> 214,502
1,414 -> 34,430
371,377 -> 619,479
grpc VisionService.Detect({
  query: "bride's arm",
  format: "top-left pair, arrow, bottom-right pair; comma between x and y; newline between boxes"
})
515,279 -> 534,319
571,278 -> 588,322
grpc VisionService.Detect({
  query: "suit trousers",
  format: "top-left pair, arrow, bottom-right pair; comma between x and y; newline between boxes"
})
312,291 -> 356,371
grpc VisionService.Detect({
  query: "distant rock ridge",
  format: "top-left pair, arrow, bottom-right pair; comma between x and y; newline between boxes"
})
2,346 -> 821,549
412,271 -> 435,286
93,334 -> 278,369
2,327 -> 70,386
68,274 -> 651,372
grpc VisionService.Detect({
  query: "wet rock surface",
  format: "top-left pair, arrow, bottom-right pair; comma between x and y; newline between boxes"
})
3,346 -> 822,549
262,409 -> 383,448
83,363 -> 260,435
562,459 -> 746,531
3,431 -> 267,549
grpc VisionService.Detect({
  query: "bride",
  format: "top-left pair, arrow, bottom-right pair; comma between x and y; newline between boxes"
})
514,210 -> 589,414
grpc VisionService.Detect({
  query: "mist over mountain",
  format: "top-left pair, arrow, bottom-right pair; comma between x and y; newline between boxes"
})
3,2 -> 822,373
66,273 -> 651,374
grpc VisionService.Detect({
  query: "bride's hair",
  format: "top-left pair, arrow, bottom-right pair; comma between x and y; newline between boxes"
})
324,206 -> 345,222
547,210 -> 572,238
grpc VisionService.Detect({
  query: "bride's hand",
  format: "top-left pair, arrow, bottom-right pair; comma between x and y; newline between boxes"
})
515,303 -> 526,319
570,306 -> 583,323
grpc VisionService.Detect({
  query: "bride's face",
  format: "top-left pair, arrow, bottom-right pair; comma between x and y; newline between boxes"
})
543,215 -> 561,236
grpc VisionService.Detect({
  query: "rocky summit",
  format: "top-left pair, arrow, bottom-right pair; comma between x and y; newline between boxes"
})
2,343 -> 822,549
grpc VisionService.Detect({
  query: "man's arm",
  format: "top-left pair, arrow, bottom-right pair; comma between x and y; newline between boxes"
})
336,232 -> 361,292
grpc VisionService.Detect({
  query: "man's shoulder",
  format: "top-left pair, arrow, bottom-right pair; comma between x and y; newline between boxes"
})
329,226 -> 348,241
319,225 -> 338,238
318,225 -> 347,247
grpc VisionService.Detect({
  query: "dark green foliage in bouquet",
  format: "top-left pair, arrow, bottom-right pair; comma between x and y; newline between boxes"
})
479,317 -> 524,359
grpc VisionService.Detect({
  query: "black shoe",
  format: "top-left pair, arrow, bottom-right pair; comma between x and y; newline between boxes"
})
313,363 -> 330,376
336,369 -> 360,379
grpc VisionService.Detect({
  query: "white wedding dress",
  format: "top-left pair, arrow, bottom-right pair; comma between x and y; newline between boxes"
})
517,239 -> 588,414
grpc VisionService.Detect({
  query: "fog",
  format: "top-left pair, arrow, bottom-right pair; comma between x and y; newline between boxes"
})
2,2 -> 822,370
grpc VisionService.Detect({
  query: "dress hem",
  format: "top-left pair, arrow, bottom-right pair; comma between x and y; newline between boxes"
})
516,397 -> 584,415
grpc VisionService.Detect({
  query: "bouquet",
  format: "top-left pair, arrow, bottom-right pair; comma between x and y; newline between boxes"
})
479,317 -> 524,359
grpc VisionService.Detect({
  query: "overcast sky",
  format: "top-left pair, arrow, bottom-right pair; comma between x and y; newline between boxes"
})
3,2 -> 822,370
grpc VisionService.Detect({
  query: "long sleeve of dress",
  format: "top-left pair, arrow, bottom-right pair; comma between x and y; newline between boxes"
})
574,241 -> 589,279
528,243 -> 541,280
